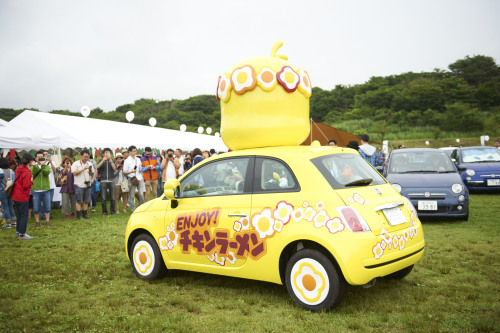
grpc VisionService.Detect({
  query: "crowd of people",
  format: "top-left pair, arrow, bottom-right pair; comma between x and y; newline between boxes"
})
0,147 -> 218,240
2,138 -> 499,240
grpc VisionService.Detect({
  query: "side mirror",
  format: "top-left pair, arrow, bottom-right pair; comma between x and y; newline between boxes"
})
457,165 -> 466,172
164,179 -> 180,201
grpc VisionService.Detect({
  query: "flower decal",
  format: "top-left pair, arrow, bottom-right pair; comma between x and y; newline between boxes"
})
133,241 -> 154,276
239,216 -> 250,231
373,242 -> 384,259
214,252 -> 226,266
217,74 -> 232,102
226,251 -> 237,265
277,66 -> 300,92
273,201 -> 294,224
303,201 -> 309,208
291,259 -> 328,305
297,69 -> 312,97
353,193 -> 365,205
158,236 -> 169,251
231,65 -> 257,95
313,210 -> 329,228
233,220 -> 242,232
274,219 -> 284,233
315,201 -> 325,210
326,217 -> 345,234
292,208 -> 305,222
206,254 -> 215,262
304,207 -> 316,222
165,222 -> 179,250
251,208 -> 276,239
257,67 -> 277,91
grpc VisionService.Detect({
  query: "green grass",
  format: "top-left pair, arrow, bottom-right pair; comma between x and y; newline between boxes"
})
1,194 -> 499,332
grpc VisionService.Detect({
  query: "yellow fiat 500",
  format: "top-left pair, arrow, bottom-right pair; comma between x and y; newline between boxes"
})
125,145 -> 425,311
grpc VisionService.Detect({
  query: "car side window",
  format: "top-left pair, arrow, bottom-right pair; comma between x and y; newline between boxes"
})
179,157 -> 251,198
253,157 -> 299,193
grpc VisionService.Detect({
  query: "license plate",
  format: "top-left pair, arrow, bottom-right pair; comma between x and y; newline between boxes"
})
382,207 -> 407,226
487,179 -> 500,186
418,201 -> 437,210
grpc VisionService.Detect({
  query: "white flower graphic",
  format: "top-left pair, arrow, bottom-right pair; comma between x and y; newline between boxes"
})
292,208 -> 305,222
326,217 -> 345,234
273,201 -> 294,224
251,208 -> 276,239
373,242 -> 384,259
214,252 -> 226,266
313,210 -> 329,228
226,251 -> 237,265
304,207 -> 316,222
233,221 -> 242,232
316,201 -> 325,210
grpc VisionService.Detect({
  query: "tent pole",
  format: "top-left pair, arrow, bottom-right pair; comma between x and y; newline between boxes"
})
311,117 -> 312,144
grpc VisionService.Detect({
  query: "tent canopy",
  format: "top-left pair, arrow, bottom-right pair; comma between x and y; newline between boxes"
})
0,118 -> 60,150
7,110 -> 228,152
301,121 -> 360,147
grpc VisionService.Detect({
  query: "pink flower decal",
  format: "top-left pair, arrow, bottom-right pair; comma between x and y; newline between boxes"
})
326,217 -> 345,234
277,66 -> 300,92
273,201 -> 294,224
373,242 -> 384,259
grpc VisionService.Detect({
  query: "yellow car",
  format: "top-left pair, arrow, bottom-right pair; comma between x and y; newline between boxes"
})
125,144 -> 425,311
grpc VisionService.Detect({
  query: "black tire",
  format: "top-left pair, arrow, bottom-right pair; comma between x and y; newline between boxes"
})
130,234 -> 167,280
383,265 -> 413,280
285,249 -> 345,312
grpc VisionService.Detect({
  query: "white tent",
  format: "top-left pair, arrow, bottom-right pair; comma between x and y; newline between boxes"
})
8,110 -> 227,152
0,118 -> 60,150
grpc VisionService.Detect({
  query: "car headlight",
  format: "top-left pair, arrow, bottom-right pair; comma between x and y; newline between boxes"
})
392,183 -> 402,193
452,183 -> 463,194
466,169 -> 475,176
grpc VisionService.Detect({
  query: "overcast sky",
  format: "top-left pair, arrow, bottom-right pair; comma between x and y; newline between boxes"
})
0,0 -> 499,113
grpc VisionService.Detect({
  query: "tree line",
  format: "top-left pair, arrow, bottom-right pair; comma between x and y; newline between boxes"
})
2,55 -> 499,139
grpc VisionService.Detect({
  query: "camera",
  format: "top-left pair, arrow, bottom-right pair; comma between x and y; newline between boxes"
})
168,154 -> 173,158
84,181 -> 91,188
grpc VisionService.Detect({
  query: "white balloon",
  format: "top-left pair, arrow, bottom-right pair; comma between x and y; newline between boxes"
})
180,124 -> 187,132
456,138 -> 460,143
215,132 -> 220,137
206,127 -> 212,135
198,127 -> 204,134
149,117 -> 157,127
31,133 -> 42,144
81,105 -> 90,118
425,141 -> 430,145
126,111 -> 134,122
484,135 -> 490,141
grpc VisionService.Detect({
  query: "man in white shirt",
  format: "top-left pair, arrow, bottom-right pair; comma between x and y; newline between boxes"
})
123,146 -> 144,212
71,149 -> 94,219
174,149 -> 184,177
42,150 -> 57,219
161,149 -> 180,187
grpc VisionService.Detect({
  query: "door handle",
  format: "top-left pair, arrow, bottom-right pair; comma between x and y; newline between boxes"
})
228,214 -> 249,218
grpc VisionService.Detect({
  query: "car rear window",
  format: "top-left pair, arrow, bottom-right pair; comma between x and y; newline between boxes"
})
312,153 -> 386,189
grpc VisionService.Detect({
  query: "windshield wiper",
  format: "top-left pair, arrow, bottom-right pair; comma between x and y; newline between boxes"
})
398,170 -> 433,174
345,178 -> 373,187
437,170 -> 457,173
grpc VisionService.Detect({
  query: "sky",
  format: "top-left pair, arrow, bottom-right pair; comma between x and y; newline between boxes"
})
0,0 -> 499,113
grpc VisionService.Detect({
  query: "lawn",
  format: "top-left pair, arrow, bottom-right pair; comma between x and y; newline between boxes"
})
1,194 -> 499,332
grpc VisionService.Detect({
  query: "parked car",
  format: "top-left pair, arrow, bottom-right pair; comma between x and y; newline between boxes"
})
383,148 -> 469,220
125,145 -> 425,312
451,146 -> 500,191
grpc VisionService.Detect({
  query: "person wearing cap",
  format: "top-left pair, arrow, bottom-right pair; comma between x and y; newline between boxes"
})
113,153 -> 128,213
121,149 -> 129,160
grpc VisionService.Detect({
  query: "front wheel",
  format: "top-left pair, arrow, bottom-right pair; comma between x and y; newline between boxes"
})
285,249 -> 345,312
130,234 -> 167,280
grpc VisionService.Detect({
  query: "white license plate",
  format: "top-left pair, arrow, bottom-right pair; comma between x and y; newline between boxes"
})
382,207 -> 407,226
418,201 -> 438,210
487,179 -> 500,186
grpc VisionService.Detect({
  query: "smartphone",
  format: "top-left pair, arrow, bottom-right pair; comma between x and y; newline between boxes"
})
47,154 -> 51,158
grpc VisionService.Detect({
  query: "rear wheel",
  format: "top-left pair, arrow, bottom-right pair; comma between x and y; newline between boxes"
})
130,234 -> 167,280
285,249 -> 344,312
383,265 -> 413,280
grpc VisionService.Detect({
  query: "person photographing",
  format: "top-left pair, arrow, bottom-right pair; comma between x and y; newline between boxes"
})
31,151 -> 52,227
123,146 -> 144,212
97,148 -> 116,215
71,149 -> 94,219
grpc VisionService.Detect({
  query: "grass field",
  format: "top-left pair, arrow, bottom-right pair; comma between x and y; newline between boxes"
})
1,194 -> 499,332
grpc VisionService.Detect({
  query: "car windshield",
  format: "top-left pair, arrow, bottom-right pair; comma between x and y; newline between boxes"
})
389,151 -> 456,173
461,148 -> 500,163
312,153 -> 386,189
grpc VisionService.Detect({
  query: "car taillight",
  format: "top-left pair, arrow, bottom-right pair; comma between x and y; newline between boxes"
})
337,206 -> 370,232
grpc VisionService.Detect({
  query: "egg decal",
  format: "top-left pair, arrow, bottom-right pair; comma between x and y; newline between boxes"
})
277,66 -> 300,92
133,241 -> 155,276
231,65 -> 257,95
217,74 -> 232,102
291,259 -> 329,305
251,208 -> 276,239
257,67 -> 278,91
297,69 -> 312,97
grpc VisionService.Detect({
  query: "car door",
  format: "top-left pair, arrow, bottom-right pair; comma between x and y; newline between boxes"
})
163,156 -> 254,268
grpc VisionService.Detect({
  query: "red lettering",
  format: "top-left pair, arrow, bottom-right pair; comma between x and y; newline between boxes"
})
198,212 -> 207,227
179,230 -> 192,253
176,216 -> 184,231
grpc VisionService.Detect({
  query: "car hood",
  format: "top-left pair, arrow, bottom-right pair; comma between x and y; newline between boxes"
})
459,162 -> 500,172
386,172 -> 463,188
